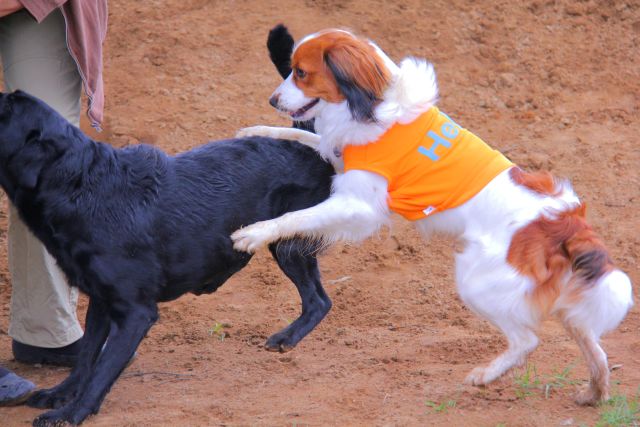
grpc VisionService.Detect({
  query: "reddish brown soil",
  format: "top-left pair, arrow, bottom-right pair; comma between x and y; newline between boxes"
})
1,0 -> 639,426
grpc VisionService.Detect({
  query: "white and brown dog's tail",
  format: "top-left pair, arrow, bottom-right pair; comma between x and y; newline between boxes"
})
508,200 -> 632,333
559,213 -> 633,337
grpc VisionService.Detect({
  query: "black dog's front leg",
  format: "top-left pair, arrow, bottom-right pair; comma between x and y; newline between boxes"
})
266,241 -> 332,352
32,304 -> 158,427
27,298 -> 111,409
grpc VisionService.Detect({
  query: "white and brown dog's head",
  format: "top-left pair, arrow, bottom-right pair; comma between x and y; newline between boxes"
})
269,29 -> 393,123
269,28 -> 438,155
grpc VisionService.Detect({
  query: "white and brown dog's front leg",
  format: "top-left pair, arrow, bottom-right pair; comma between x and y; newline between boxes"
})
236,125 -> 345,173
236,126 -> 320,150
231,170 -> 389,253
231,194 -> 379,253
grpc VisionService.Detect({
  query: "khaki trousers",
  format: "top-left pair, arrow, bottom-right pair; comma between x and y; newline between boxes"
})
0,9 -> 83,347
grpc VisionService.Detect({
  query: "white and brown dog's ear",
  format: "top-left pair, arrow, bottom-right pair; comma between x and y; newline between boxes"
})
323,36 -> 391,122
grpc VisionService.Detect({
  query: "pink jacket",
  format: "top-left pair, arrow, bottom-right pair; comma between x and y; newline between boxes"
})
20,0 -> 108,129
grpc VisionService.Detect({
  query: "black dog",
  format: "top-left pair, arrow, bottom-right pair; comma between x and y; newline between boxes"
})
0,88 -> 334,426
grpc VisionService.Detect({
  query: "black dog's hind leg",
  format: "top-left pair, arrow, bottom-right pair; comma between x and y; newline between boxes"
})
266,240 -> 332,352
27,297 -> 111,410
32,303 -> 158,427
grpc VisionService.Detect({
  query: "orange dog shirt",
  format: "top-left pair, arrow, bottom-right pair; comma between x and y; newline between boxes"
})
343,107 -> 513,220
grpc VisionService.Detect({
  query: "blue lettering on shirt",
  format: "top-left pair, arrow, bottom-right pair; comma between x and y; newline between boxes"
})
418,111 -> 462,161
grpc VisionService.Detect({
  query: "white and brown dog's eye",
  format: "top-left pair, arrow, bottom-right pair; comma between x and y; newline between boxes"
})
294,68 -> 307,79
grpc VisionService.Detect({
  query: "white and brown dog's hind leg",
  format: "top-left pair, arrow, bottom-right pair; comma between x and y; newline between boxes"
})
562,321 -> 610,405
236,126 -> 320,149
456,257 -> 541,386
557,269 -> 633,405
464,323 -> 539,385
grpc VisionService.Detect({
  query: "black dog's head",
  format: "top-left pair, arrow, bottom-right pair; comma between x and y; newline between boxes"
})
0,91 -> 55,154
0,91 -> 32,152
0,91 -> 75,192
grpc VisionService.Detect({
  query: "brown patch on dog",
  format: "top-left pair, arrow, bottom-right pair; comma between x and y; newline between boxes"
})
291,30 -> 391,103
507,205 -> 613,314
509,167 -> 559,196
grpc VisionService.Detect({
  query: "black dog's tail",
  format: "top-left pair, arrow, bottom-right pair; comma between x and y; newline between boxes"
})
267,24 -> 316,133
268,24 -> 295,79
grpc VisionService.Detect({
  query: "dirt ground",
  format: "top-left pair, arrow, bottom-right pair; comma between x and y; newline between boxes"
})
1,0 -> 639,425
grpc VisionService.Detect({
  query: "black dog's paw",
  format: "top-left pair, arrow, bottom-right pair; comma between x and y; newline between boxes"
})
265,331 -> 297,353
27,388 -> 75,410
32,408 -> 74,427
32,404 -> 93,427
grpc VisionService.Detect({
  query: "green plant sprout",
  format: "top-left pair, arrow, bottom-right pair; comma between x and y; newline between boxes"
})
514,364 -> 541,399
596,386 -> 640,427
543,363 -> 582,399
208,322 -> 227,341
425,398 -> 456,413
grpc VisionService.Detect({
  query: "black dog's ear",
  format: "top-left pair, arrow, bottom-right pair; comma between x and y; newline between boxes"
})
0,92 -> 10,117
267,24 -> 316,133
324,38 -> 391,123
9,130 -> 49,190
0,90 -> 17,112
267,24 -> 295,79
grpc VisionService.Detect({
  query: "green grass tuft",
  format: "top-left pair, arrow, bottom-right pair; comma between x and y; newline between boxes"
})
596,387 -> 640,427
208,322 -> 227,341
543,363 -> 582,399
425,398 -> 457,414
514,364 -> 541,399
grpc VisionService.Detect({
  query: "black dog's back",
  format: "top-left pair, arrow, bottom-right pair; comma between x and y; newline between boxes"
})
0,90 -> 334,426
154,137 -> 333,300
172,136 -> 329,228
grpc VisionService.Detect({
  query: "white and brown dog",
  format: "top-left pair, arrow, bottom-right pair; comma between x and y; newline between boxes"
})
232,28 -> 632,404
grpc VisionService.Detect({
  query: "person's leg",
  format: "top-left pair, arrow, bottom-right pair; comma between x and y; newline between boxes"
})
0,9 -> 83,363
9,204 -> 83,366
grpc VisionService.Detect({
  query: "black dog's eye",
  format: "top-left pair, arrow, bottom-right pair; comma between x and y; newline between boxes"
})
294,68 -> 307,79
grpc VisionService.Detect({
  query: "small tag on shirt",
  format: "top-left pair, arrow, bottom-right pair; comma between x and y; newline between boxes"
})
422,206 -> 437,216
